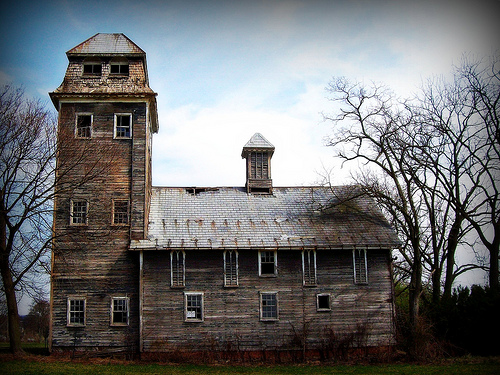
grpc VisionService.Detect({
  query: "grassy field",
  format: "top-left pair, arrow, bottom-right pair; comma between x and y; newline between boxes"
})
1,357 -> 500,375
1,344 -> 499,375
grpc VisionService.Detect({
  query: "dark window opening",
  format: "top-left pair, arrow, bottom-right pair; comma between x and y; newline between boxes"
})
76,114 -> 92,138
115,115 -> 131,138
112,298 -> 129,325
110,62 -> 129,75
83,63 -> 102,75
260,251 -> 276,275
317,294 -> 331,311
113,200 -> 129,225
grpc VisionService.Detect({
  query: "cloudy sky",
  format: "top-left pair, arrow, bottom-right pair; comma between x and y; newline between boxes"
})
1,1 -> 498,301
2,0 -> 498,189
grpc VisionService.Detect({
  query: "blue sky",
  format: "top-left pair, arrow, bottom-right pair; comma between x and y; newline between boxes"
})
1,1 -> 499,307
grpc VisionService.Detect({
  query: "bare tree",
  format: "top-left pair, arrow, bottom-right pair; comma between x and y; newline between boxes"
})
0,85 -> 119,355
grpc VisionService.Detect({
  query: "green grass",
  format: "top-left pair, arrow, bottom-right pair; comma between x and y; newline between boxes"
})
1,360 -> 500,375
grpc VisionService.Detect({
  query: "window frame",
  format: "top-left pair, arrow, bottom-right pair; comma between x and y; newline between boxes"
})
317,293 -> 331,312
353,249 -> 368,284
302,249 -> 317,286
110,58 -> 129,75
112,199 -> 130,225
223,250 -> 239,287
82,58 -> 102,76
170,250 -> 185,288
250,151 -> 269,179
67,297 -> 86,327
110,296 -> 129,326
260,292 -> 279,321
75,113 -> 93,138
184,292 -> 204,322
114,113 -> 132,139
258,250 -> 277,277
70,200 -> 88,226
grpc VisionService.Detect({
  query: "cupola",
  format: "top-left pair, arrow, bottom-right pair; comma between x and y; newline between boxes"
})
241,133 -> 275,194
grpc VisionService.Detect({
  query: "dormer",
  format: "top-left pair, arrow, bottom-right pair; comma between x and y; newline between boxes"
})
241,133 -> 275,195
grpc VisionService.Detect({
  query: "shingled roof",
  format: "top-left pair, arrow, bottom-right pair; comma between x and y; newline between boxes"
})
66,33 -> 145,56
130,186 -> 400,251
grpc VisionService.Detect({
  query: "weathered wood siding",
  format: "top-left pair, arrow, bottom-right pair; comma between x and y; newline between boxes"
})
51,101 -> 149,352
141,248 -> 395,352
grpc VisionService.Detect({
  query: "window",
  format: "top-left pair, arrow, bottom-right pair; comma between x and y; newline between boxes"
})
171,250 -> 185,287
259,251 -> 277,276
224,250 -> 238,287
70,200 -> 88,225
250,152 -> 269,179
110,57 -> 129,75
260,292 -> 278,321
113,200 -> 129,225
67,298 -> 85,326
185,292 -> 203,322
353,249 -> 368,284
75,114 -> 92,138
317,294 -> 331,311
302,250 -> 317,286
111,297 -> 129,326
83,61 -> 102,76
114,114 -> 132,139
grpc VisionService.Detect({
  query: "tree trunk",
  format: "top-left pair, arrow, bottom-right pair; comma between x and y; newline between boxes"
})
0,195 -> 24,356
443,217 -> 462,301
489,238 -> 499,294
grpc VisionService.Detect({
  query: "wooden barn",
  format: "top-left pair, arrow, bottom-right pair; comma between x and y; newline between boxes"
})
49,34 -> 400,358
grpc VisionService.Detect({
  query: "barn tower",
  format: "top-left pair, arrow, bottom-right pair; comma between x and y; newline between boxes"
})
49,33 -> 158,353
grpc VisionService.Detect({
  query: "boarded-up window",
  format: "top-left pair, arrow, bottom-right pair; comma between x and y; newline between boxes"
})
250,152 -> 269,179
259,251 -> 277,276
67,298 -> 85,326
113,200 -> 129,225
302,250 -> 317,286
76,114 -> 92,138
224,250 -> 238,287
185,293 -> 203,321
260,292 -> 278,321
71,200 -> 88,225
353,249 -> 368,284
111,297 -> 129,325
171,250 -> 185,287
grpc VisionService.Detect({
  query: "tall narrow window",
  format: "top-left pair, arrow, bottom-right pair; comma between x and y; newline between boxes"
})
224,250 -> 238,287
114,114 -> 132,139
70,200 -> 88,225
185,292 -> 203,322
75,114 -> 92,138
250,152 -> 269,179
259,250 -> 277,276
171,250 -> 185,287
302,250 -> 317,286
111,297 -> 129,326
113,200 -> 129,225
67,298 -> 85,326
353,249 -> 368,284
260,292 -> 278,321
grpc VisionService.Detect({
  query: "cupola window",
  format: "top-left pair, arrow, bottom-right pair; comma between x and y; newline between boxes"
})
82,57 -> 102,75
110,57 -> 129,75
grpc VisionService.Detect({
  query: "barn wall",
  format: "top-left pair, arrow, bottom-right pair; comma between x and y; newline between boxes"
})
141,248 -> 395,352
51,101 -> 148,352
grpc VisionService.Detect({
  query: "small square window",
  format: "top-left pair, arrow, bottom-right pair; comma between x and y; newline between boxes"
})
185,293 -> 203,322
71,200 -> 88,225
113,200 -> 129,225
259,251 -> 277,276
67,298 -> 85,326
317,294 -> 331,311
114,114 -> 132,139
111,297 -> 129,326
260,292 -> 278,321
76,114 -> 92,138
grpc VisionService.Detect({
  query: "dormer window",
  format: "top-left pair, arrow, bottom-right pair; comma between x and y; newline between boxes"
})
242,133 -> 275,195
110,57 -> 129,75
82,57 -> 102,75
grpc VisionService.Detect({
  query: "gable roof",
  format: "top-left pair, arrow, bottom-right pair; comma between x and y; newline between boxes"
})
67,33 -> 145,56
242,133 -> 275,158
130,186 -> 400,251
